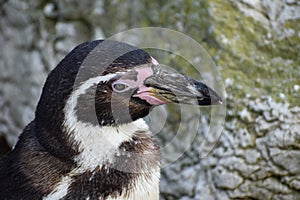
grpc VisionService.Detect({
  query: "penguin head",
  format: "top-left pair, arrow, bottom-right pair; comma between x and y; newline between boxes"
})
65,40 -> 222,127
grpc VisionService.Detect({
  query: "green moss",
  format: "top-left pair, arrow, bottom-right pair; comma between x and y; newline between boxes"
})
206,0 -> 299,106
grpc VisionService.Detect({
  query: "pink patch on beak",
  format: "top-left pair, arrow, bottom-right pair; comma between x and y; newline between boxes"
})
133,66 -> 166,105
134,85 -> 165,105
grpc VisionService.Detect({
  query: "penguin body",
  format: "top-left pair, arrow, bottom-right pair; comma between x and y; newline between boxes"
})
0,40 -> 221,199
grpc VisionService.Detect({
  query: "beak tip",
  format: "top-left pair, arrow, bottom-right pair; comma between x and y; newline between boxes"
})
218,99 -> 223,105
217,99 -> 223,105
205,87 -> 223,106
210,96 -> 223,105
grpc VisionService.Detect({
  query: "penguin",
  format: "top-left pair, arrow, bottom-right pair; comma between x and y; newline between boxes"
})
0,40 -> 222,200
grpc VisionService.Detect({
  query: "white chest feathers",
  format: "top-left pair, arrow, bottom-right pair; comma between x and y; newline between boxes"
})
43,167 -> 160,200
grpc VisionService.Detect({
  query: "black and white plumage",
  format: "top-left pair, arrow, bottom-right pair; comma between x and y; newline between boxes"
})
0,40 -> 222,200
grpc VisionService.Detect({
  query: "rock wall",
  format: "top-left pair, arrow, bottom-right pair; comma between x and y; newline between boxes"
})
0,0 -> 299,199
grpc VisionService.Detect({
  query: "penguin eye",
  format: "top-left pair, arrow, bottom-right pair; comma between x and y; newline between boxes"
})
112,82 -> 130,92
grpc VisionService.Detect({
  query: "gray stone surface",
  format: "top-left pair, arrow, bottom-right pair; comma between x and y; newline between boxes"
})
0,0 -> 299,199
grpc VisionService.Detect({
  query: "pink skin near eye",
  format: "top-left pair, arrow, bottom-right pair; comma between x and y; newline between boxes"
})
113,65 -> 165,105
134,66 -> 166,105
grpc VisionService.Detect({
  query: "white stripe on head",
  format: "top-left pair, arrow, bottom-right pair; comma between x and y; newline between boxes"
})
63,73 -> 150,172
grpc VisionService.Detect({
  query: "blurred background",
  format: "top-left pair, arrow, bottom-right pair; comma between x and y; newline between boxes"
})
0,0 -> 299,199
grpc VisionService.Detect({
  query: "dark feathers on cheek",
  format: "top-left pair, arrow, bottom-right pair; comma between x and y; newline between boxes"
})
93,82 -> 151,126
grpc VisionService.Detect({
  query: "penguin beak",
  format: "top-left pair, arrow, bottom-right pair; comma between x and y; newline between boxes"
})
134,66 -> 223,106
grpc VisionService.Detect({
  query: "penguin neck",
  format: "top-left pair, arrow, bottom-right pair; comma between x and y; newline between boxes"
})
67,118 -> 160,172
